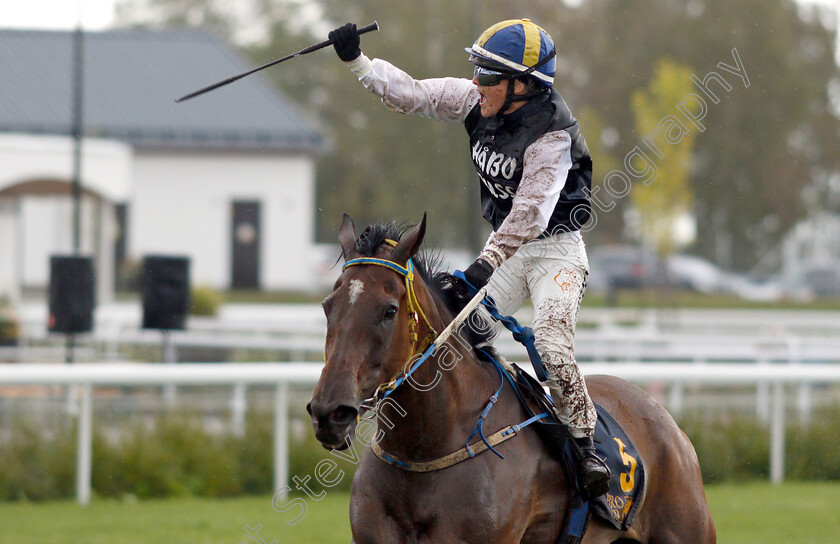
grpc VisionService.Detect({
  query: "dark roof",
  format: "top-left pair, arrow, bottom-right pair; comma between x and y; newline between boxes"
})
0,28 -> 325,152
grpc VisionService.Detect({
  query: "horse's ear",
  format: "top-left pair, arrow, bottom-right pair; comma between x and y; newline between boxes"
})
338,213 -> 357,261
392,213 -> 426,265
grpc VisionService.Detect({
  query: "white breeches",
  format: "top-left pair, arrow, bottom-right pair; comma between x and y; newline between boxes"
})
484,231 -> 597,438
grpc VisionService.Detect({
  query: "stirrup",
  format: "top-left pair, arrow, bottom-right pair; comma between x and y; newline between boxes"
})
578,457 -> 611,500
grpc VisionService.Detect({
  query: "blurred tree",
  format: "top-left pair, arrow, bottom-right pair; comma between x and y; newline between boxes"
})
630,59 -> 697,255
115,0 -> 840,272
290,0 -> 483,250
551,0 -> 840,271
576,106 -> 625,243
115,0 -> 241,38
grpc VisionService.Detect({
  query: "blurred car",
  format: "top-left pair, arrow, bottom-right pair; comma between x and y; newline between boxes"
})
587,245 -> 669,292
802,266 -> 840,298
729,275 -> 784,302
782,264 -> 840,300
665,254 -> 735,294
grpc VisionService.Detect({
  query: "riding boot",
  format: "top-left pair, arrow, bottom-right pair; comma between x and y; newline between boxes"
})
573,435 -> 611,500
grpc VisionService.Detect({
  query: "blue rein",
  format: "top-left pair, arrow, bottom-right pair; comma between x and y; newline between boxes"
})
453,270 -> 548,381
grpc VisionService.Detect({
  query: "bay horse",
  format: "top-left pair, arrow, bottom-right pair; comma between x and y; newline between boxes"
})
307,214 -> 715,544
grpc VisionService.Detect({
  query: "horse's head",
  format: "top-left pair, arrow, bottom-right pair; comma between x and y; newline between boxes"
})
307,213 -> 437,450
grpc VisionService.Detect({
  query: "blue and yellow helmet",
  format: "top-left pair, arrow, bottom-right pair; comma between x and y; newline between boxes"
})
466,19 -> 556,88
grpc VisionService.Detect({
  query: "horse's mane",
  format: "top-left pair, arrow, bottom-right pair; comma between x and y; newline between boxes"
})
353,222 -> 495,352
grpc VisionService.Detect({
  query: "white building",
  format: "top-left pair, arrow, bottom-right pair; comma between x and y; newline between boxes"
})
0,28 -> 325,304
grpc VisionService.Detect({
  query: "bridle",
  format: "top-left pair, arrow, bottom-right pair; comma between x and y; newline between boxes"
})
340,239 -> 438,409
337,240 -> 552,472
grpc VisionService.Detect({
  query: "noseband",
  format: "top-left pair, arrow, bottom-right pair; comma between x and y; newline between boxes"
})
341,239 -> 438,405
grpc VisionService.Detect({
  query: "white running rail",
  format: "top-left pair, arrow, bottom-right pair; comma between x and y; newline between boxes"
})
2,362 -> 840,504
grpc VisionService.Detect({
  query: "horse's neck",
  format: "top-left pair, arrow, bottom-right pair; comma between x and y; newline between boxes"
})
377,348 -> 493,460
376,295 -> 498,460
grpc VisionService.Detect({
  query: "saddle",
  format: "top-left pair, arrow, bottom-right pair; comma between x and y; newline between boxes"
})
505,361 -> 645,538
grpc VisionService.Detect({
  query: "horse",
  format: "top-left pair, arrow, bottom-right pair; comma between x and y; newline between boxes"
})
307,214 -> 716,544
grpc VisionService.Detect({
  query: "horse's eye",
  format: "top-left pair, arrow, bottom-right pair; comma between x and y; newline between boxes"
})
382,305 -> 398,321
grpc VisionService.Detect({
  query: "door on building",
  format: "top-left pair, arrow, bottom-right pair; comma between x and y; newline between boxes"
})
231,201 -> 261,289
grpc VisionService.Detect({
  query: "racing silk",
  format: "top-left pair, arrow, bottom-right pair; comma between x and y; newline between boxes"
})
345,54 -> 592,269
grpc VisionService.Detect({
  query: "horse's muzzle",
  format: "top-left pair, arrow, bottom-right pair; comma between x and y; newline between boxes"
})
306,400 -> 359,450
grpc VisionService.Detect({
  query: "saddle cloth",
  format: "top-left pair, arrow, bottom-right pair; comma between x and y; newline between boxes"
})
506,362 -> 644,531
582,403 -> 646,531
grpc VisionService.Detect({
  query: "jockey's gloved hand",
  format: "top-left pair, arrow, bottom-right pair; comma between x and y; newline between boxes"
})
329,23 -> 362,62
443,275 -> 473,312
463,258 -> 494,290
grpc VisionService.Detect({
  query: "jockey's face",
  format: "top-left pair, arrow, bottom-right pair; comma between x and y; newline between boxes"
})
471,76 -> 527,118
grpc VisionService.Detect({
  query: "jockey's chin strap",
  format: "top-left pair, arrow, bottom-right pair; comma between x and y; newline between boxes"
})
501,47 -> 555,113
341,239 -> 438,408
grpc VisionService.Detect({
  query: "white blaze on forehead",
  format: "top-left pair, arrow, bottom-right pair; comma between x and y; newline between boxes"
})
348,279 -> 365,304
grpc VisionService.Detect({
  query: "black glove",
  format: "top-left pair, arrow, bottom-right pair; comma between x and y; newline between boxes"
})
463,258 -> 494,290
442,274 -> 473,313
329,23 -> 362,62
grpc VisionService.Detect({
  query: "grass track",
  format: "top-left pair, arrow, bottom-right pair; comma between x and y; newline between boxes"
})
0,481 -> 838,543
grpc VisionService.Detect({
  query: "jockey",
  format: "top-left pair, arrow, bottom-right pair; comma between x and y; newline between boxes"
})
330,18 -> 611,499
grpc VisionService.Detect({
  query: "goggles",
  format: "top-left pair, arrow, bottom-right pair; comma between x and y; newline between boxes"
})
473,65 -> 512,86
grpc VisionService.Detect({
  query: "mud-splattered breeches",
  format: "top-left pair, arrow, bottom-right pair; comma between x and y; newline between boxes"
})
484,232 -> 597,438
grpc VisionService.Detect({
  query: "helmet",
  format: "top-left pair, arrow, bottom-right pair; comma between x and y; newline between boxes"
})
466,19 -> 556,88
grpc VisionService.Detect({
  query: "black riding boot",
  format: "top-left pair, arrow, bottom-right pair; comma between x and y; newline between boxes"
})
573,436 -> 611,500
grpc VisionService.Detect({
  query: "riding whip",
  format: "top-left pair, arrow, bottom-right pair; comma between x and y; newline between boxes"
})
432,287 -> 488,351
175,21 -> 380,102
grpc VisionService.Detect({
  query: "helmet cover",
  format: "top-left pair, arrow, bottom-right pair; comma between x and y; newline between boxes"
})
466,19 -> 556,87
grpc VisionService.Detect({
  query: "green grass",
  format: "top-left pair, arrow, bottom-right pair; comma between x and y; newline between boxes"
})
0,482 -> 837,543
221,289 -> 840,310
0,494 -> 351,544
706,481 -> 840,544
